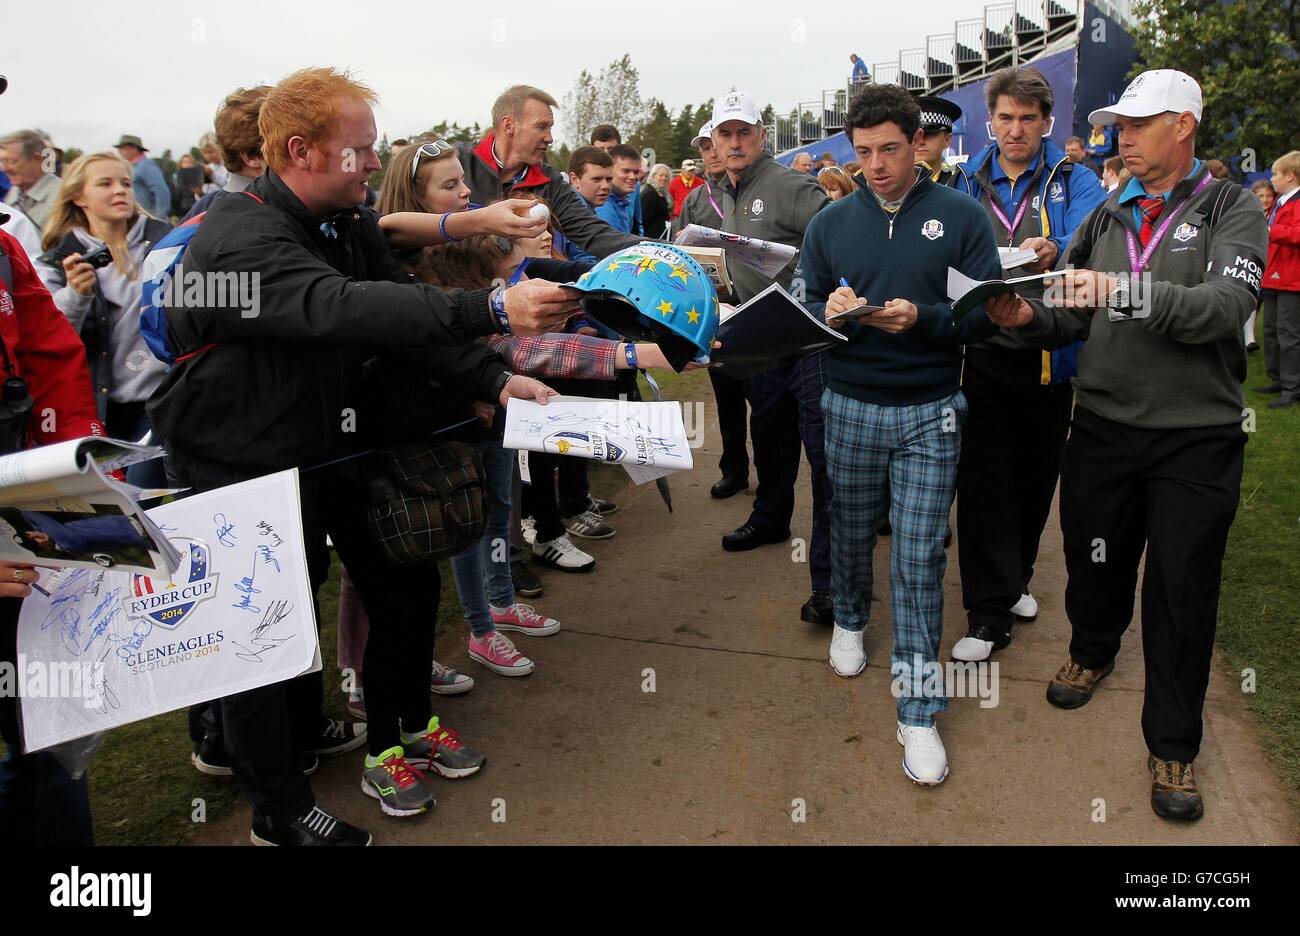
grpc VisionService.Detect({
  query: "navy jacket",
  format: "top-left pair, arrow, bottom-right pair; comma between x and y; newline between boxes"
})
800,169 -> 1000,406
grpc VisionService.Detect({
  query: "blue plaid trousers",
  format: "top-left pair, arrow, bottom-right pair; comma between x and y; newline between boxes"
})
822,388 -> 967,726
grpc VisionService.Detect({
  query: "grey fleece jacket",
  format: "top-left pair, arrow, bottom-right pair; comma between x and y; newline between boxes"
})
715,154 -> 830,302
1020,164 -> 1268,429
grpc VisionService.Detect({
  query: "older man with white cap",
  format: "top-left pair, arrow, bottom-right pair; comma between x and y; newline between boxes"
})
986,69 -> 1268,823
708,91 -> 834,629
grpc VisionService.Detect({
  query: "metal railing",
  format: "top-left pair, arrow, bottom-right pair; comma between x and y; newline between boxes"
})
769,1 -> 1093,153
927,34 -> 957,92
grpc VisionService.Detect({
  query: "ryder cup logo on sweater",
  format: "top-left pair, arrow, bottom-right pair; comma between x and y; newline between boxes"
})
1173,222 -> 1199,243
921,219 -> 944,241
750,198 -> 765,217
126,539 -> 219,630
1049,181 -> 1065,203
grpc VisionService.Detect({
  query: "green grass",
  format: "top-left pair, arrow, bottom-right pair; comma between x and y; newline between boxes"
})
1215,348 -> 1300,796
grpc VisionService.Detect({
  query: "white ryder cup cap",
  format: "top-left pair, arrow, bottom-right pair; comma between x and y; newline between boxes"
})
691,121 -> 713,148
1088,69 -> 1203,125
713,92 -> 762,128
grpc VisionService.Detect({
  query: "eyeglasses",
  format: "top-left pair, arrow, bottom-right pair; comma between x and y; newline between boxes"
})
410,140 -> 454,181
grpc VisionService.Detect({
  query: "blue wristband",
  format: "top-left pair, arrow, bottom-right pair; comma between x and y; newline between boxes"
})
439,212 -> 460,243
491,287 -> 512,335
623,343 -> 638,369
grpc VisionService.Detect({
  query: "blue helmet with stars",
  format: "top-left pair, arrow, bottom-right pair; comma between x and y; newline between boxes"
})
570,243 -> 719,372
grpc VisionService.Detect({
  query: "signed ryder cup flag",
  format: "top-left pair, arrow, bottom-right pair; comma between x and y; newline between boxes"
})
16,470 -> 320,753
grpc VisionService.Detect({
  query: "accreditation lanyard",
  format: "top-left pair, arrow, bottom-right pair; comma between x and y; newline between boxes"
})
703,177 -> 724,221
988,183 -> 1032,244
1124,173 -> 1214,274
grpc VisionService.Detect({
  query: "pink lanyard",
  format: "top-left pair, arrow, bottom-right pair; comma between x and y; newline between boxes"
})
1125,173 -> 1214,274
988,173 -> 1033,243
703,177 -> 723,221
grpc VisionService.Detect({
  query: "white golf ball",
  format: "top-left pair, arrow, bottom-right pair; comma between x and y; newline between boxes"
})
528,203 -> 550,223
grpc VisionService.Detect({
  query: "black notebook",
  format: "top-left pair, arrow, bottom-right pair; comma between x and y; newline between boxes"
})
712,284 -> 847,380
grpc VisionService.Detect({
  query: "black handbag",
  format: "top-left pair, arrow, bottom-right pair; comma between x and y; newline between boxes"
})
364,441 -> 487,565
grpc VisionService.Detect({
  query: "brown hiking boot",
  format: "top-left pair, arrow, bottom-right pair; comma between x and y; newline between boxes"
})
1045,657 -> 1115,709
1149,755 -> 1204,822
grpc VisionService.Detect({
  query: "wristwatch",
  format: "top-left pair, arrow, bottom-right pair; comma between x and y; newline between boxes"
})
624,343 -> 638,369
491,370 -> 516,401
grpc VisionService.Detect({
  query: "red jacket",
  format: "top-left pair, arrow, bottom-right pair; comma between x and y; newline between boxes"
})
668,173 -> 705,219
0,228 -> 105,446
1264,190 -> 1300,293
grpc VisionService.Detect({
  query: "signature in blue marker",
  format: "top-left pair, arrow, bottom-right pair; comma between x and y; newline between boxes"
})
214,513 -> 237,548
256,544 -> 281,573
233,551 -> 263,613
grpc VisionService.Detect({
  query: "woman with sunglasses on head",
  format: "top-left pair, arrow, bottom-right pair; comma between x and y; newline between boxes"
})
817,165 -> 855,201
377,139 -> 549,248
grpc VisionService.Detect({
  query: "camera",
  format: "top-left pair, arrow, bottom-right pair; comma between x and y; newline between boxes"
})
78,245 -> 113,270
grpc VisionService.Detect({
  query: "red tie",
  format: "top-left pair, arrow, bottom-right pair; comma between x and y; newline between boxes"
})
1138,197 -> 1165,247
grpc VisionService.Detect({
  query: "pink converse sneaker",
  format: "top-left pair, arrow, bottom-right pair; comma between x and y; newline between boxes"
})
467,631 -> 535,677
490,603 -> 561,637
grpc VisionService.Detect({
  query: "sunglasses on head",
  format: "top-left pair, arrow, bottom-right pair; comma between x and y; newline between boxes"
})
410,139 -> 454,180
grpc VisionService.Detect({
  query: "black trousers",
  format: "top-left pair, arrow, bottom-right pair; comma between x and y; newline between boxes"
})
745,354 -> 832,592
957,348 -> 1074,636
709,369 -> 750,482
1060,408 -> 1244,764
168,452 -> 438,823
0,597 -> 94,845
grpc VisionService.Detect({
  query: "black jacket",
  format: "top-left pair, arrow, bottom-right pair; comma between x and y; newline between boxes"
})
640,185 -> 672,239
41,217 -> 172,421
148,170 -> 510,472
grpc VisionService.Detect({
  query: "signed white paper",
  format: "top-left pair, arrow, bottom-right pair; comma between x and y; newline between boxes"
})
17,470 -> 320,753
674,224 -> 798,279
503,396 -> 693,484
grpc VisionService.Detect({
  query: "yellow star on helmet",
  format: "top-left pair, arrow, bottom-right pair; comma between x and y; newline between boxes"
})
634,257 -> 661,275
669,265 -> 692,284
656,299 -> 674,318
605,260 -> 625,273
686,307 -> 701,324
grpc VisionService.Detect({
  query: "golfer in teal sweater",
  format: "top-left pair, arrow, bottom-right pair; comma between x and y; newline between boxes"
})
800,83 -> 1001,786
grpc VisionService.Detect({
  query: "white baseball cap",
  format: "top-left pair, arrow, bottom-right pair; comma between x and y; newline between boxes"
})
690,121 -> 713,148
712,91 -> 762,128
1088,69 -> 1203,126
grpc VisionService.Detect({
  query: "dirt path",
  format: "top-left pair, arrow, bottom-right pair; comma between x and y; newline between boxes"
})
190,399 -> 1298,845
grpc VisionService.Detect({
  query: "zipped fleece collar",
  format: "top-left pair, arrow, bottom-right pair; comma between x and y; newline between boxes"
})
472,134 -> 551,190
852,166 -> 933,239
965,138 -> 1072,240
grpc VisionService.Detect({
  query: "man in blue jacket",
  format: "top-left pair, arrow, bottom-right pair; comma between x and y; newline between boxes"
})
595,144 -> 644,237
805,83 -> 1001,785
950,67 -> 1106,664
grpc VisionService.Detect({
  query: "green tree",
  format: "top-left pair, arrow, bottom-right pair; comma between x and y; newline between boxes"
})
632,99 -> 677,168
1130,0 -> 1300,168
561,54 -> 649,147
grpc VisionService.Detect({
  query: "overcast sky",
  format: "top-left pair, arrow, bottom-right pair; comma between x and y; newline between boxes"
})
1,0 -> 1000,155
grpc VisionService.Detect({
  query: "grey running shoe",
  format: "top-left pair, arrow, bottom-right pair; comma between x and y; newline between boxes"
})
360,747 -> 435,817
402,716 -> 486,779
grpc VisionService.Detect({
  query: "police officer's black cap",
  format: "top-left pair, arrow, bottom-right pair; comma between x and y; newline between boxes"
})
916,97 -> 961,133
